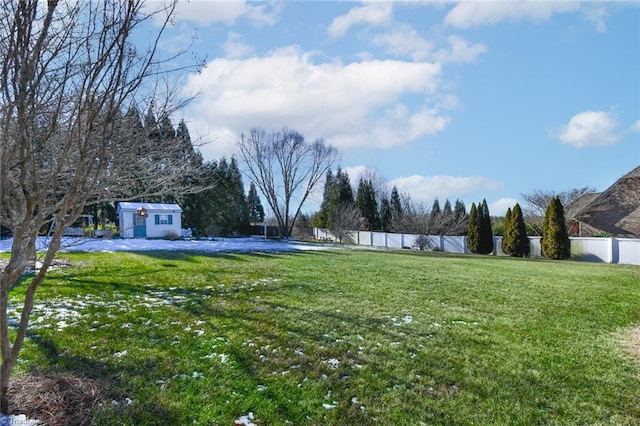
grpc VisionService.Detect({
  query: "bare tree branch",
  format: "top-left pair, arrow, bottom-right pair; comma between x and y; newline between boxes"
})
238,128 -> 337,238
0,0 -> 203,411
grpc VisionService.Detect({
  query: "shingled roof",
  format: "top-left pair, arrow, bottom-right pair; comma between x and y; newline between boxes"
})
570,166 -> 640,238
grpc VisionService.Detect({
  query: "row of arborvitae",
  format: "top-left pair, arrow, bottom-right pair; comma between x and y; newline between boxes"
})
471,196 -> 571,260
467,199 -> 494,254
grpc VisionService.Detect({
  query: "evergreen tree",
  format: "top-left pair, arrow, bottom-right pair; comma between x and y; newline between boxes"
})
501,207 -> 513,255
429,198 -> 441,234
355,178 -> 379,230
333,168 -> 354,207
144,104 -> 160,142
380,196 -> 392,232
158,114 -> 176,141
316,169 -> 335,228
175,119 -> 201,165
467,202 -> 480,253
247,182 -> 265,224
454,199 -> 466,223
226,158 -> 250,234
541,196 -> 571,260
510,203 -> 530,257
390,186 -> 403,219
478,199 -> 494,254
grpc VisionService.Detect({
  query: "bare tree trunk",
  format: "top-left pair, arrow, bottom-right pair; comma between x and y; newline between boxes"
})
0,0 -> 207,412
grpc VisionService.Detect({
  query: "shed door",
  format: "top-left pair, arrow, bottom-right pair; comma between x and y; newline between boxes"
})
133,214 -> 147,238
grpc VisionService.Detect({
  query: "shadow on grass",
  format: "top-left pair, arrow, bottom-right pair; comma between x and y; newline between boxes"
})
25,333 -> 178,424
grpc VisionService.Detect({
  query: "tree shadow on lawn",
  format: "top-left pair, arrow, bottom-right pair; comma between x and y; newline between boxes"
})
131,248 -> 333,263
14,333 -> 178,425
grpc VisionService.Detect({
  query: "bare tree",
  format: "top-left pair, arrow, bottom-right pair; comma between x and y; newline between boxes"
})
389,195 -> 433,235
0,0 -> 203,412
238,128 -> 338,238
521,186 -> 597,234
328,204 -> 362,243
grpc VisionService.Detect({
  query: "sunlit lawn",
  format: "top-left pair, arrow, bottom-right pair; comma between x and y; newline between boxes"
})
8,249 -> 640,425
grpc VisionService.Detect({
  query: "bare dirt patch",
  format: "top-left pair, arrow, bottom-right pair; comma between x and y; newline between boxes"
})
7,375 -> 108,426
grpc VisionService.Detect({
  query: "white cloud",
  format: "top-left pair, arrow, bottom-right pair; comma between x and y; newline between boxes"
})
342,165 -> 369,185
631,120 -> 640,132
436,36 -> 487,64
371,24 -> 435,61
553,110 -> 619,148
221,32 -> 255,59
390,175 -> 503,203
444,2 -> 580,29
182,48 -> 450,160
152,0 -> 280,26
372,26 -> 486,64
327,2 -> 393,38
582,6 -> 608,33
489,198 -> 519,217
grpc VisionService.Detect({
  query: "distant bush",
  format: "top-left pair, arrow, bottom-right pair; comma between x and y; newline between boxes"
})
163,230 -> 181,241
414,235 -> 430,251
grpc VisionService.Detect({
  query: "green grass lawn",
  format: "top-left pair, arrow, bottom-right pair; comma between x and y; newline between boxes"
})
8,249 -> 640,425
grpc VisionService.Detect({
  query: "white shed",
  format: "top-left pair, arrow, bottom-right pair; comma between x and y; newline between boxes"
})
117,202 -> 182,239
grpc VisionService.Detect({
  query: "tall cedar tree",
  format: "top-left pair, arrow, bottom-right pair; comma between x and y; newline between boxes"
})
380,197 -> 392,231
541,196 -> 571,259
454,200 -> 467,227
467,202 -> 480,253
315,168 -> 354,229
329,168 -> 355,228
247,182 -> 265,224
440,199 -> 453,235
511,203 -> 530,257
429,198 -> 441,235
501,207 -> 513,254
316,169 -> 335,228
503,204 -> 530,257
390,186 -> 403,220
355,178 -> 379,230
478,199 -> 494,254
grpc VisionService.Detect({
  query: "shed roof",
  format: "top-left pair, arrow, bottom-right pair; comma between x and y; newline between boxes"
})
117,202 -> 182,212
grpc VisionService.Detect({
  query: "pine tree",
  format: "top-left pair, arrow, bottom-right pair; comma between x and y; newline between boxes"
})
467,202 -> 480,253
355,178 -> 379,230
380,197 -> 392,231
478,199 -> 494,254
511,203 -> 530,257
247,182 -> 265,225
501,207 -> 513,255
316,169 -> 335,228
390,186 -> 403,219
429,198 -> 441,235
541,196 -> 571,260
503,204 -> 530,257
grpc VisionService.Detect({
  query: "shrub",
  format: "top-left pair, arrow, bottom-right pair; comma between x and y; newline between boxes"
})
467,203 -> 480,253
541,196 -> 570,260
501,207 -> 513,255
414,235 -> 430,251
503,203 -> 529,257
163,230 -> 181,241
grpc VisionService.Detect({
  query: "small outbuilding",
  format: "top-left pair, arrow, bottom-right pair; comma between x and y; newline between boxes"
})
117,202 -> 182,239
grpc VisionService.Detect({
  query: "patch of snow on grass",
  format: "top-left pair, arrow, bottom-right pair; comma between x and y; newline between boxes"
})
234,412 -> 256,426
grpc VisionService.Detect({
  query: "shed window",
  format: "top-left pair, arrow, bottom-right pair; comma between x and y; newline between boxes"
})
155,214 -> 173,225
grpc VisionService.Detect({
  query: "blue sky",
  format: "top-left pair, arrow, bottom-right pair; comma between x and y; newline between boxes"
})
150,1 -> 639,215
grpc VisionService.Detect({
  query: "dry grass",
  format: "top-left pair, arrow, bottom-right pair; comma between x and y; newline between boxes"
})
8,374 -> 108,426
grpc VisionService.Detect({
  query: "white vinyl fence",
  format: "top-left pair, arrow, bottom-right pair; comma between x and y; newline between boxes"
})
313,228 -> 640,266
